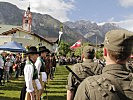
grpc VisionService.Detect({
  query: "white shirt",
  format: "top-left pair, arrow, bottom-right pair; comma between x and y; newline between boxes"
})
35,57 -> 47,82
0,55 -> 4,69
11,55 -> 15,62
24,61 -> 42,92
35,57 -> 42,78
5,61 -> 12,71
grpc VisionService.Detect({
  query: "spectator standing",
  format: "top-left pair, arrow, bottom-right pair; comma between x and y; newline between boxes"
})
14,55 -> 21,78
4,57 -> 12,82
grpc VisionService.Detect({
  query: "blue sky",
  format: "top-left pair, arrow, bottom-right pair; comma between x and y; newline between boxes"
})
69,0 -> 133,22
0,0 -> 133,31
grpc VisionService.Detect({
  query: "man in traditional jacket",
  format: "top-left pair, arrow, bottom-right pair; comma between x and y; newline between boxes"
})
24,46 -> 42,100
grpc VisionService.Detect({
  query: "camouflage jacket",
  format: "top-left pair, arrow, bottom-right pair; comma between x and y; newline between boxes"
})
66,59 -> 103,92
74,64 -> 133,100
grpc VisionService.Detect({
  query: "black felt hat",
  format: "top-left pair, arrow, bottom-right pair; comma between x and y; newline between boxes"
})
26,46 -> 39,54
39,46 -> 47,53
46,49 -> 50,53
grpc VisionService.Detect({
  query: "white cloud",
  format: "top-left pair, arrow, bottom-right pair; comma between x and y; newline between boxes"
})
0,0 -> 75,22
107,17 -> 114,22
119,0 -> 133,7
98,18 -> 133,32
111,14 -> 133,31
113,19 -> 133,32
124,14 -> 133,19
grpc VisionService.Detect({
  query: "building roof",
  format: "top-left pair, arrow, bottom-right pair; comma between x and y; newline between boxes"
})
44,37 -> 58,43
0,24 -> 18,34
0,24 -> 53,45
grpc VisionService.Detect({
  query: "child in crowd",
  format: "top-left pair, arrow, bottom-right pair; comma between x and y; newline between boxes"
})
4,57 -> 12,82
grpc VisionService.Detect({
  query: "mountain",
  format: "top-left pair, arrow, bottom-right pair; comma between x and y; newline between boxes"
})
0,2 -> 23,25
0,2 -> 86,43
0,2 -> 121,44
64,20 -> 121,44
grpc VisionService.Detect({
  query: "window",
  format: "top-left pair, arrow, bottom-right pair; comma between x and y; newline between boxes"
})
19,43 -> 22,46
24,34 -> 32,39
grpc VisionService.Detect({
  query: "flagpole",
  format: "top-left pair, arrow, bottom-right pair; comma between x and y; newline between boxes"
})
57,24 -> 63,55
80,39 -> 83,62
96,35 -> 97,53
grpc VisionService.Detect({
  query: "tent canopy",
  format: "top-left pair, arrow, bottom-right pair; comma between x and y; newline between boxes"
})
0,41 -> 26,52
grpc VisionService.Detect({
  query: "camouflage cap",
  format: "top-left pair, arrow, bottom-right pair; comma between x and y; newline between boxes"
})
83,46 -> 95,58
104,29 -> 133,52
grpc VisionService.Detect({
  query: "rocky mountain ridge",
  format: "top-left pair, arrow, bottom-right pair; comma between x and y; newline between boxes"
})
64,20 -> 121,43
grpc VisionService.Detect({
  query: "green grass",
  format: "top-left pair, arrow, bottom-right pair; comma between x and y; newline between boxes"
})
0,65 -> 69,100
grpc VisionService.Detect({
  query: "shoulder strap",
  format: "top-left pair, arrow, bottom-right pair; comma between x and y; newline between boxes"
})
104,74 -> 131,100
85,76 -> 118,99
26,60 -> 38,80
40,57 -> 46,72
40,57 -> 45,66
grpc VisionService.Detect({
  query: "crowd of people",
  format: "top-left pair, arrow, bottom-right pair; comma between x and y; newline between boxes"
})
0,53 -> 23,85
0,48 -> 57,87
19,46 -> 58,100
58,56 -> 81,65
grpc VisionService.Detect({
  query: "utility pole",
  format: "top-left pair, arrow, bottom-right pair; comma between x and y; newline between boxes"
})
96,35 -> 98,53
80,39 -> 83,62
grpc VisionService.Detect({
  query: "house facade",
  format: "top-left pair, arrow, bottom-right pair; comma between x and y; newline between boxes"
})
0,6 -> 59,52
0,24 -> 57,52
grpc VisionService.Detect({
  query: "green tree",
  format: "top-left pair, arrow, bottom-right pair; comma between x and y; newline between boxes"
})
59,41 -> 71,56
96,50 -> 103,59
66,51 -> 72,57
74,47 -> 81,56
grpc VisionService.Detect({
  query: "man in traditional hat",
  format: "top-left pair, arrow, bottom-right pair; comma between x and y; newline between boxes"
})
35,46 -> 48,96
74,30 -> 133,100
43,49 -> 50,77
49,53 -> 56,80
67,46 -> 103,100
24,46 -> 42,100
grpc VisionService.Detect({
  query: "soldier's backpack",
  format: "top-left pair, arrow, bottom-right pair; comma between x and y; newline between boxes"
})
75,62 -> 102,82
73,63 -> 98,93
85,73 -> 133,100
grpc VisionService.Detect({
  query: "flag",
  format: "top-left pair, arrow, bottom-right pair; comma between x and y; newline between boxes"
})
130,55 -> 133,59
59,31 -> 63,42
70,40 -> 81,49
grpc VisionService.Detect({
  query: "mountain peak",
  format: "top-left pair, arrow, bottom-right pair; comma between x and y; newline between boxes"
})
64,20 -> 121,43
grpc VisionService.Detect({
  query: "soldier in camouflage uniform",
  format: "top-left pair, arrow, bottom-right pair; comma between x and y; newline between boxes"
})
66,46 -> 103,100
74,30 -> 133,100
